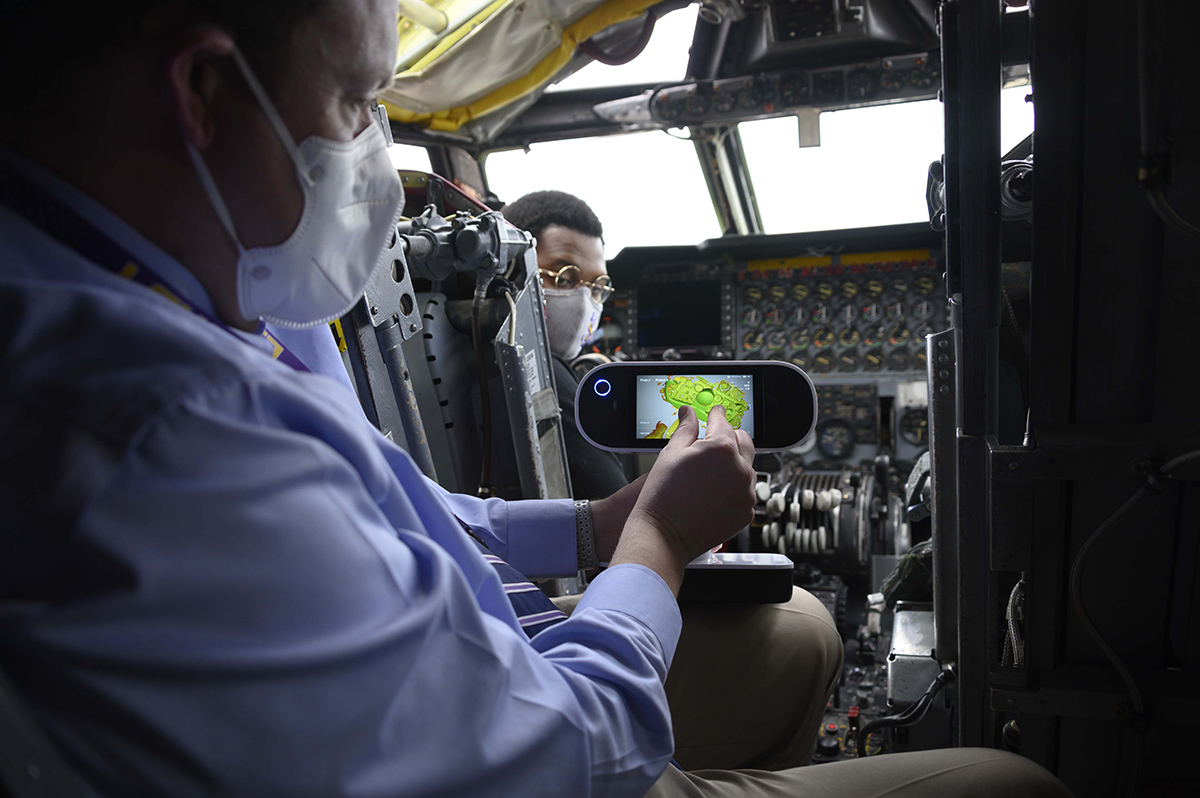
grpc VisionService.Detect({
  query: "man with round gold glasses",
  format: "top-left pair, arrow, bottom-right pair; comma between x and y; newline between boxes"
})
502,190 -> 632,499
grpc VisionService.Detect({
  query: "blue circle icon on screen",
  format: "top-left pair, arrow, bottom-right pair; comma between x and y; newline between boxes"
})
594,379 -> 612,397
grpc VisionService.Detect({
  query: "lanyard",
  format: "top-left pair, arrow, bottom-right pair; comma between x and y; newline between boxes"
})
0,158 -> 310,373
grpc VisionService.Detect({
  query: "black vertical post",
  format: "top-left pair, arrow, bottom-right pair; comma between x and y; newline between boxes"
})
940,0 -> 1003,748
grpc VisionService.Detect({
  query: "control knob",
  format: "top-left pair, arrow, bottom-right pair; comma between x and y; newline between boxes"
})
816,736 -> 841,758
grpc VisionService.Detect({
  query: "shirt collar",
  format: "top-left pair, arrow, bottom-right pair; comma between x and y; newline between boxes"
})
0,143 -> 220,318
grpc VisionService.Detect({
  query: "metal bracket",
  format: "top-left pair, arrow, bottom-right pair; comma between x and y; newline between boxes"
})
364,230 -> 423,340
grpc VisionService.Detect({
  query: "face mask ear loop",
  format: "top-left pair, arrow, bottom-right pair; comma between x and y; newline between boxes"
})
183,139 -> 248,260
228,46 -> 315,189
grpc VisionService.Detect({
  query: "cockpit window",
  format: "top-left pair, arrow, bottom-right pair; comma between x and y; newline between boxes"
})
742,85 -> 1034,235
485,129 -> 721,257
388,142 -> 432,173
547,6 -> 699,93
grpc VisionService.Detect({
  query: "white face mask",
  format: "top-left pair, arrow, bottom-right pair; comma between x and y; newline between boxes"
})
544,286 -> 603,360
184,47 -> 405,329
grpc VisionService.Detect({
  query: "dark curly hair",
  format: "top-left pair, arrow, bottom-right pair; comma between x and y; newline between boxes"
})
501,190 -> 604,242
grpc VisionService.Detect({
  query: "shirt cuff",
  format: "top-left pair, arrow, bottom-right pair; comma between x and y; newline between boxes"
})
574,564 -> 683,667
505,498 -> 578,579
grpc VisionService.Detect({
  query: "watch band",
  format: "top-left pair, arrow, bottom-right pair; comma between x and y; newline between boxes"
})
574,500 -> 598,570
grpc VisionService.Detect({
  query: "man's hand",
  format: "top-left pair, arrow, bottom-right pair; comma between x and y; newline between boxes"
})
590,474 -> 648,563
609,404 -> 756,595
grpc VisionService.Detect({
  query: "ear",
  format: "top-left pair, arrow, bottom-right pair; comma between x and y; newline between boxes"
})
166,26 -> 236,151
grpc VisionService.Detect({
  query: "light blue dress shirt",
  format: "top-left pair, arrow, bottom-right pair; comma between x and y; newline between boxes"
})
0,150 -> 681,797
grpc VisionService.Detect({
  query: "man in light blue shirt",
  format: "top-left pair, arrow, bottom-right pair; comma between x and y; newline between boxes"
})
0,2 -> 1073,797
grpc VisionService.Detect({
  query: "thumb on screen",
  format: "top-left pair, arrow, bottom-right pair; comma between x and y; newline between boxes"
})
667,405 -> 700,448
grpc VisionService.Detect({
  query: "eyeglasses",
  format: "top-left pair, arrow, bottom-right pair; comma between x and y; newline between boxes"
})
538,265 -> 614,303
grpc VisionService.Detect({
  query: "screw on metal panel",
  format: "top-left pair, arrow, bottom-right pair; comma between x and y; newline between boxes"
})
939,385 -> 951,395
410,323 -> 418,333
938,339 -> 948,349
1008,461 -> 1019,471
1129,457 -> 1152,475
937,354 -> 950,364
370,306 -> 379,315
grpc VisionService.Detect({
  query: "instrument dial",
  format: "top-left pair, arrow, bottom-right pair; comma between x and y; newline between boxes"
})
835,303 -> 857,326
914,275 -> 936,295
861,302 -> 882,323
816,419 -> 856,459
684,93 -> 709,116
888,325 -> 912,346
712,90 -> 736,114
911,299 -> 935,320
767,284 -> 788,302
791,283 -> 810,302
741,307 -> 763,327
743,285 -> 763,303
764,304 -> 785,326
887,349 -> 911,370
890,278 -> 908,295
910,61 -> 941,90
812,353 -> 835,374
911,323 -> 933,344
811,303 -> 832,325
788,306 -> 809,326
863,279 -> 884,299
846,69 -> 879,101
791,329 -> 812,350
791,354 -> 810,371
863,325 -> 886,348
815,281 -> 835,300
812,327 -> 835,349
863,351 -> 885,371
880,69 -> 908,93
839,280 -> 859,299
838,327 -> 861,347
885,300 -> 906,321
914,350 -> 928,370
765,330 -> 788,351
900,408 -> 930,446
742,330 -> 764,352
838,352 -> 860,372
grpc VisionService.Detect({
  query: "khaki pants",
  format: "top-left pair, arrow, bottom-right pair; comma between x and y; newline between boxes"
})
557,588 -> 1073,798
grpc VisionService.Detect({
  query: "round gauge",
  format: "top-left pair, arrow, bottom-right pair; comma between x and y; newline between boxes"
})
914,275 -> 936,295
900,408 -> 930,446
816,419 -> 856,459
652,94 -> 683,121
910,61 -> 941,90
891,277 -> 909,295
838,327 -> 861,347
846,69 -> 879,101
812,327 -> 835,349
863,279 -> 884,299
864,350 -> 885,371
885,300 -> 906,321
863,325 -> 886,348
764,304 -> 785,326
742,330 -> 764,352
914,350 -> 928,370
888,349 -> 912,370
767,284 -> 788,302
737,86 -> 763,110
888,325 -> 912,346
790,354 -> 810,371
684,93 -> 709,116
780,71 -> 811,105
880,69 -> 908,93
815,281 -> 835,300
743,285 -> 763,303
713,90 -> 736,114
835,303 -> 857,326
911,323 -> 933,343
861,301 -> 882,323
741,307 -> 763,327
838,352 -> 860,372
788,306 -> 809,326
765,330 -> 788,351
812,353 -> 835,374
911,299 -> 935,320
791,283 -> 810,302
839,280 -> 859,299
811,303 -> 832,325
790,329 -> 812,350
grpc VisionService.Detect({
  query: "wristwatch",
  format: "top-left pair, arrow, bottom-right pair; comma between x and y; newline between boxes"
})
574,500 -> 598,570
